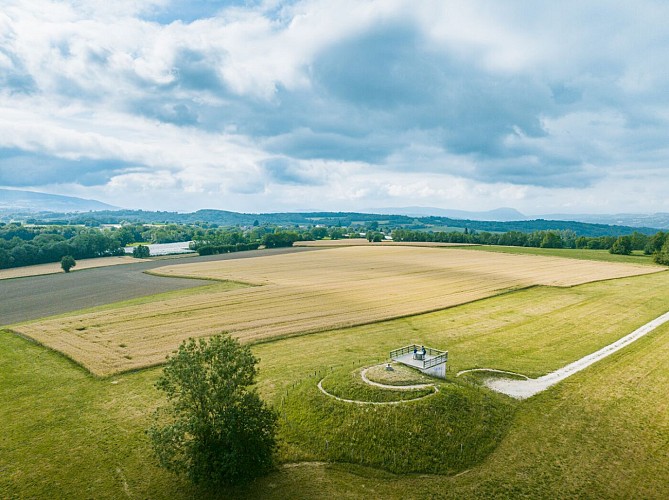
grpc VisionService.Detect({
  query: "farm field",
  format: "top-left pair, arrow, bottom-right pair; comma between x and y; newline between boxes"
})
0,255 -> 147,280
0,246 -> 317,326
2,268 -> 669,498
12,245 -> 664,376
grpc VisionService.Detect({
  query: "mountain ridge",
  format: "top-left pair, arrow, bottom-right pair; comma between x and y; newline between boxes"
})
0,189 -> 119,212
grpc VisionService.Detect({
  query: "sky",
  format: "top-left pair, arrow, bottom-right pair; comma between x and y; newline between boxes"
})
1,0 -> 669,214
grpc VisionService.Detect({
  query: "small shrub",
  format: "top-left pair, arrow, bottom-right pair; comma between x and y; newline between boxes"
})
60,255 -> 76,273
133,245 -> 150,258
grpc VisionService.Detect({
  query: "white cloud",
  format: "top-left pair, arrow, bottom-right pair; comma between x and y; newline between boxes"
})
1,0 -> 669,213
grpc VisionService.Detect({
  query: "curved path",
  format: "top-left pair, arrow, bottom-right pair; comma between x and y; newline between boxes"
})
359,366 -> 435,390
317,379 -> 438,405
457,310 -> 669,400
317,364 -> 439,405
456,368 -> 529,380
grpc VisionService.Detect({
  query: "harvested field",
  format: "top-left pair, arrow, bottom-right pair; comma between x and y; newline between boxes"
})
13,246 -> 664,376
0,256 -> 148,280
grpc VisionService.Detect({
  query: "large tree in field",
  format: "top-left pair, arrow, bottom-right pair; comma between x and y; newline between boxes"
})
148,334 -> 278,488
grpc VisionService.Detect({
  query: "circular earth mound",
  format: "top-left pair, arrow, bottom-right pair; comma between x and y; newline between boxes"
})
280,365 -> 518,475
318,364 -> 436,404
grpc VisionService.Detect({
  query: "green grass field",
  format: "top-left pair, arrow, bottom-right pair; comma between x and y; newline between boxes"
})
467,244 -> 658,265
2,268 -> 669,498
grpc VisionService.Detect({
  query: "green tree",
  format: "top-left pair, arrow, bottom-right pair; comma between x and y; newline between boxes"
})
310,227 -> 328,240
262,231 -> 299,248
328,227 -> 344,240
610,236 -> 632,255
540,232 -> 562,248
132,244 -> 150,258
366,231 -> 383,242
644,231 -> 666,255
60,255 -> 76,273
148,334 -> 278,488
654,238 -> 669,266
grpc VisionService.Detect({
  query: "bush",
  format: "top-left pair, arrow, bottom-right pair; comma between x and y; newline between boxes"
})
132,245 -> 150,258
60,255 -> 76,273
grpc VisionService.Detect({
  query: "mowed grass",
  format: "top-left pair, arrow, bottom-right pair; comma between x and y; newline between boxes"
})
466,244 -> 658,265
246,321 -> 669,499
2,270 -> 669,498
13,245 -> 663,376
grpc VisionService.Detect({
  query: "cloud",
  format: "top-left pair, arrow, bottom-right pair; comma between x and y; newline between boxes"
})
0,0 -> 668,214
0,148 -> 135,187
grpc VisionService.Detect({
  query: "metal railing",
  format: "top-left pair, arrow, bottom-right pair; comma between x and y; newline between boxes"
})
424,351 -> 448,369
389,344 -> 448,369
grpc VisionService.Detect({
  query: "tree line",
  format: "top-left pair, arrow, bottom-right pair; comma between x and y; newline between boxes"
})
4,221 -> 668,270
20,208 -> 662,237
0,224 -> 124,269
391,228 -> 669,264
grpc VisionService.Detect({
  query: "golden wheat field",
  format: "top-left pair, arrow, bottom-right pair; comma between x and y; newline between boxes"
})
13,246 -> 663,376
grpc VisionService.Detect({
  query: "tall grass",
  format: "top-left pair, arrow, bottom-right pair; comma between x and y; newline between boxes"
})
279,372 -> 517,475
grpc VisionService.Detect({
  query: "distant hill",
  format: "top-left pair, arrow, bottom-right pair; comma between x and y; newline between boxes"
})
0,189 -> 119,213
367,206 -> 528,221
537,212 -> 669,230
17,208 -> 662,237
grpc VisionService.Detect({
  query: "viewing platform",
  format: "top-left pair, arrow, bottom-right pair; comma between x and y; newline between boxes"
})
390,344 -> 448,379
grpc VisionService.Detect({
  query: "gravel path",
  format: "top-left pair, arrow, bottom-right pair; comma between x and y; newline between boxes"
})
316,378 -> 438,405
459,310 -> 669,399
0,247 -> 317,327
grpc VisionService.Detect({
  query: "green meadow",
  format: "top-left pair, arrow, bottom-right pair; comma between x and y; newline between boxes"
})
2,268 -> 669,498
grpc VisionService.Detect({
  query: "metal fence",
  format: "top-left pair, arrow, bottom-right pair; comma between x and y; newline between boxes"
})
389,344 -> 448,369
